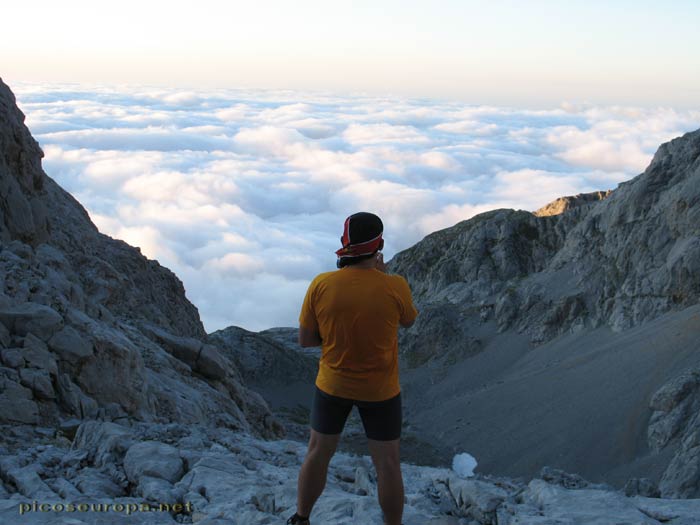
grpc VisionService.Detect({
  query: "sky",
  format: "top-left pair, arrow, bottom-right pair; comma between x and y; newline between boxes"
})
3,2 -> 700,331
3,1 -> 700,106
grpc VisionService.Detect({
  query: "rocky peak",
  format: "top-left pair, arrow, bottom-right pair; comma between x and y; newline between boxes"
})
533,190 -> 612,217
390,127 -> 700,346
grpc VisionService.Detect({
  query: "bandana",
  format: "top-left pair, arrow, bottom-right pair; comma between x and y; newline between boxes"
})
335,213 -> 384,258
335,232 -> 384,257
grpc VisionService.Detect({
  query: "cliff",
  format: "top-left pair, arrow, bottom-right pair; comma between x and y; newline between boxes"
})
0,77 -> 281,438
388,127 -> 700,495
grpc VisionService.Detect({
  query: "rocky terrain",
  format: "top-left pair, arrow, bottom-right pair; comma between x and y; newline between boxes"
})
386,127 -> 700,493
0,75 -> 284,506
3,420 -> 700,525
1,75 -> 700,523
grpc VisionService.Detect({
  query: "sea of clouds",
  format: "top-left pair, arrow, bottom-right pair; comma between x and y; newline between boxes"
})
13,83 -> 700,332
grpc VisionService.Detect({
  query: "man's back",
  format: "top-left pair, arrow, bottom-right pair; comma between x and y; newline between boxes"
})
300,267 -> 417,402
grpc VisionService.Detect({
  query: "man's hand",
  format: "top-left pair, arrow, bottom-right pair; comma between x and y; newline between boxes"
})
374,252 -> 387,273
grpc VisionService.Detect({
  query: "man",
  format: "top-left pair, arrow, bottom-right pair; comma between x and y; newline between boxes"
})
287,212 -> 418,525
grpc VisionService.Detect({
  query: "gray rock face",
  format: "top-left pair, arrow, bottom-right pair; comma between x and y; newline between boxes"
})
650,368 -> 700,498
141,324 -> 229,380
0,302 -> 63,341
0,78 -> 203,339
387,127 -> 700,488
391,128 -> 700,348
0,78 -> 281,438
209,325 -> 317,388
0,378 -> 39,424
48,325 -> 94,362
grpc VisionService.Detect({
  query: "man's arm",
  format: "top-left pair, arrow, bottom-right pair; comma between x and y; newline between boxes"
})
298,324 -> 322,347
375,252 -> 418,328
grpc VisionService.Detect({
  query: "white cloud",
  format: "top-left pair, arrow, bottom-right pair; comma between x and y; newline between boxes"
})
13,83 -> 700,332
343,123 -> 430,144
434,120 -> 499,135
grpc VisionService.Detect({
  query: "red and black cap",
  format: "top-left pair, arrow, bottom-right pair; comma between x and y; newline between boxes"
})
335,212 -> 384,259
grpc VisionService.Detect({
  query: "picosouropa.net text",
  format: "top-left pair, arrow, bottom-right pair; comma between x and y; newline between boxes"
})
18,501 -> 194,515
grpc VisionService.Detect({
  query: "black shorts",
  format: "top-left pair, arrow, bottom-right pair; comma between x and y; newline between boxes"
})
310,386 -> 402,441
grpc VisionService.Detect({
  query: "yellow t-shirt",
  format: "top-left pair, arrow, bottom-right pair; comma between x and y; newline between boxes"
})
299,267 -> 418,401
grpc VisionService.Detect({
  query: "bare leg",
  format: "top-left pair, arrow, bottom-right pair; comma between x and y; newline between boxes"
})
368,438 -> 403,525
296,429 -> 341,517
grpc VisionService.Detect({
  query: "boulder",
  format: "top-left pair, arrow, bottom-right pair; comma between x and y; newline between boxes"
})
47,477 -> 83,499
624,477 -> 660,498
3,465 -> 56,499
19,367 -> 55,399
73,421 -> 135,468
0,348 -> 24,368
196,344 -> 227,380
48,325 -> 94,362
0,369 -> 39,424
447,476 -> 508,523
0,302 -> 63,341
75,332 -> 151,417
137,475 -> 181,504
21,333 -> 58,376
522,479 -> 659,524
659,425 -> 700,498
55,373 -> 99,418
144,323 -> 230,380
648,370 -> 700,451
72,467 -> 125,498
123,441 -> 185,484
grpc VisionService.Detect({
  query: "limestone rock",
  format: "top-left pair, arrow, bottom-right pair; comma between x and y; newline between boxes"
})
0,321 -> 10,347
137,475 -> 181,504
19,367 -> 55,399
0,347 -> 24,368
0,368 -> 39,424
3,464 -> 56,499
0,302 -> 63,341
645,368 -> 700,498
48,325 -> 94,362
388,127 -> 700,486
624,477 -> 660,498
21,333 -> 58,376
123,441 -> 185,485
141,323 -> 230,380
208,325 -> 316,386
47,476 -> 83,499
72,421 -> 135,468
533,190 -> 613,217
72,466 -> 125,498
196,344 -> 228,380
55,373 -> 99,418
447,476 -> 508,523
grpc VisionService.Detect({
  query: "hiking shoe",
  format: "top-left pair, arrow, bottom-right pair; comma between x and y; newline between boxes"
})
286,513 -> 310,525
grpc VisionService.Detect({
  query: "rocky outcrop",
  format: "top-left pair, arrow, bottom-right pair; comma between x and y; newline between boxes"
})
0,78 -> 203,340
2,420 -> 700,524
533,189 -> 613,217
392,128 -> 700,350
0,78 -> 281,439
647,368 -> 700,498
208,326 -> 317,388
388,127 -> 700,489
